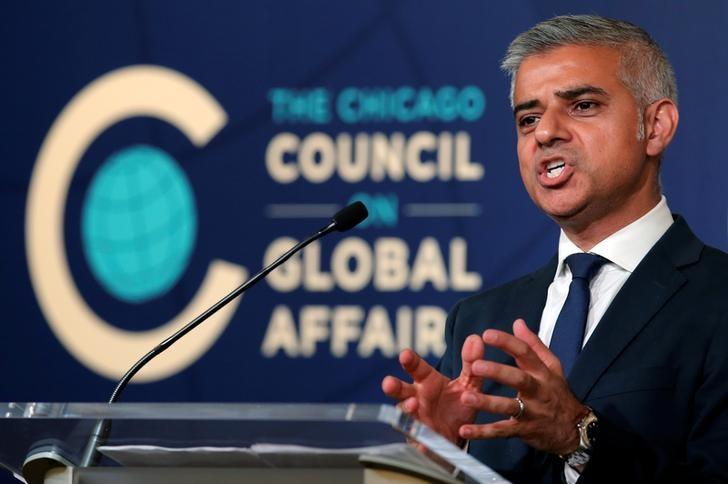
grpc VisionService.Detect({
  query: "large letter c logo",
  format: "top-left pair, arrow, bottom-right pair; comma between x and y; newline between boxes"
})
26,66 -> 247,382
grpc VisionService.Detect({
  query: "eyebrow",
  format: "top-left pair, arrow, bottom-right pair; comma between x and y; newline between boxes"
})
513,99 -> 540,117
555,85 -> 609,100
513,85 -> 610,117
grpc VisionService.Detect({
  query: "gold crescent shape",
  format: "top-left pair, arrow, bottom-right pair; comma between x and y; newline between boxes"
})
26,65 -> 246,382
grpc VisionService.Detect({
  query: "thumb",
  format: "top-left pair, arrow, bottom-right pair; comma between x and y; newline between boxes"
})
459,334 -> 485,387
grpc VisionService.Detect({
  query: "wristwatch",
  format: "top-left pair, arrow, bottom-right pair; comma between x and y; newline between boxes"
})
562,407 -> 599,467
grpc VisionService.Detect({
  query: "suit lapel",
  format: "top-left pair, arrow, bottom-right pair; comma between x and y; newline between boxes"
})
568,216 -> 702,400
483,257 -> 556,369
519,258 -> 557,334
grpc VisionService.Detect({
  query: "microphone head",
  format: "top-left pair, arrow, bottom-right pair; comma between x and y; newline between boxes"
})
332,201 -> 368,232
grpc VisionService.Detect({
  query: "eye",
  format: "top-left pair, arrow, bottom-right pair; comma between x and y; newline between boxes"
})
518,115 -> 539,128
573,100 -> 597,112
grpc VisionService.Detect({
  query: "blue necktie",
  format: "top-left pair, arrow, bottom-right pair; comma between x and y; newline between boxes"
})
549,253 -> 607,376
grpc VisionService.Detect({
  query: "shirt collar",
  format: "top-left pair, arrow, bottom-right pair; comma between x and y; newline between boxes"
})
555,196 -> 674,277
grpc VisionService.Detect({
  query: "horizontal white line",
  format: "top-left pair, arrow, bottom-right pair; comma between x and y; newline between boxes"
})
403,203 -> 481,217
265,204 -> 341,218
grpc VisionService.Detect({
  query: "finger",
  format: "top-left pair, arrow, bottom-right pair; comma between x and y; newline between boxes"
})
461,391 -> 523,418
399,349 -> 436,383
459,419 -> 519,440
482,328 -> 547,375
381,375 -> 416,401
462,333 -> 485,366
513,319 -> 564,375
459,334 -> 485,385
470,360 -> 535,394
400,396 -> 419,414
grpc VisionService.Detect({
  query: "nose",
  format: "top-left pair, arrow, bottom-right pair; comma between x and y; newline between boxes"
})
534,108 -> 570,147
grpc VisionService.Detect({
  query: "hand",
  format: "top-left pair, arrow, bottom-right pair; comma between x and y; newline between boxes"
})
381,334 -> 485,445
458,319 -> 588,455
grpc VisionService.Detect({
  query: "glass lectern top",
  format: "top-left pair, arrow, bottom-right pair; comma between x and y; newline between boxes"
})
0,402 -> 508,483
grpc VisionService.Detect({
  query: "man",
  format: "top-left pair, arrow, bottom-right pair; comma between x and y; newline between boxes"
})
382,15 -> 728,483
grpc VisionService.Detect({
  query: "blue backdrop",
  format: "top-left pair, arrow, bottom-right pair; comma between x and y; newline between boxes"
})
2,0 -> 726,429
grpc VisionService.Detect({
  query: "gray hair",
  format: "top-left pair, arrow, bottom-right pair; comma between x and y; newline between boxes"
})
501,15 -> 678,111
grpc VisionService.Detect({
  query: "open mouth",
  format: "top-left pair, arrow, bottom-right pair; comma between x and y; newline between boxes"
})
545,160 -> 565,179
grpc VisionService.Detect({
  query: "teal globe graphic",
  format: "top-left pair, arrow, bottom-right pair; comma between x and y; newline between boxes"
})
82,144 -> 197,303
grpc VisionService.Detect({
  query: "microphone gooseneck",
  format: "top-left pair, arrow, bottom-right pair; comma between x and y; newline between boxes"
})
110,201 -> 367,404
79,201 -> 368,467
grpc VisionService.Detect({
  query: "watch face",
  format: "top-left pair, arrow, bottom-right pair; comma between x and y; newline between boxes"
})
585,419 -> 599,445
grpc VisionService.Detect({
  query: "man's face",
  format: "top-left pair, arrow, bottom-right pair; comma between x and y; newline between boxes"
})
513,44 -> 657,232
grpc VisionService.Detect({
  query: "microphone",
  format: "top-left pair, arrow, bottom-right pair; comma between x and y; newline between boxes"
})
331,201 -> 368,232
79,201 -> 368,466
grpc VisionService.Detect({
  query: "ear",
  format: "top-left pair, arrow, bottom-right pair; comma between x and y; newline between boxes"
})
644,98 -> 679,157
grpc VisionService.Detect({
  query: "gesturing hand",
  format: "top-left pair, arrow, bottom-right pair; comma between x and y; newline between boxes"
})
458,319 -> 588,455
381,334 -> 485,445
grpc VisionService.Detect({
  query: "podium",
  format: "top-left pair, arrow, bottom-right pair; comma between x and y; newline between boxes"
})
0,402 -> 509,484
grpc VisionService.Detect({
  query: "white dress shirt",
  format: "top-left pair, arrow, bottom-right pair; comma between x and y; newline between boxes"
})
535,196 -> 674,484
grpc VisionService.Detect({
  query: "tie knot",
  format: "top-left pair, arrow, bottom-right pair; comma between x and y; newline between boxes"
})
565,253 -> 607,281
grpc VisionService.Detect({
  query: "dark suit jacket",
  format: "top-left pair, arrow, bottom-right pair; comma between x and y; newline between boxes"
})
438,217 -> 728,483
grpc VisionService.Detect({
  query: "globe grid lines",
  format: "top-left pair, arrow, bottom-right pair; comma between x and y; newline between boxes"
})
81,144 -> 198,303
